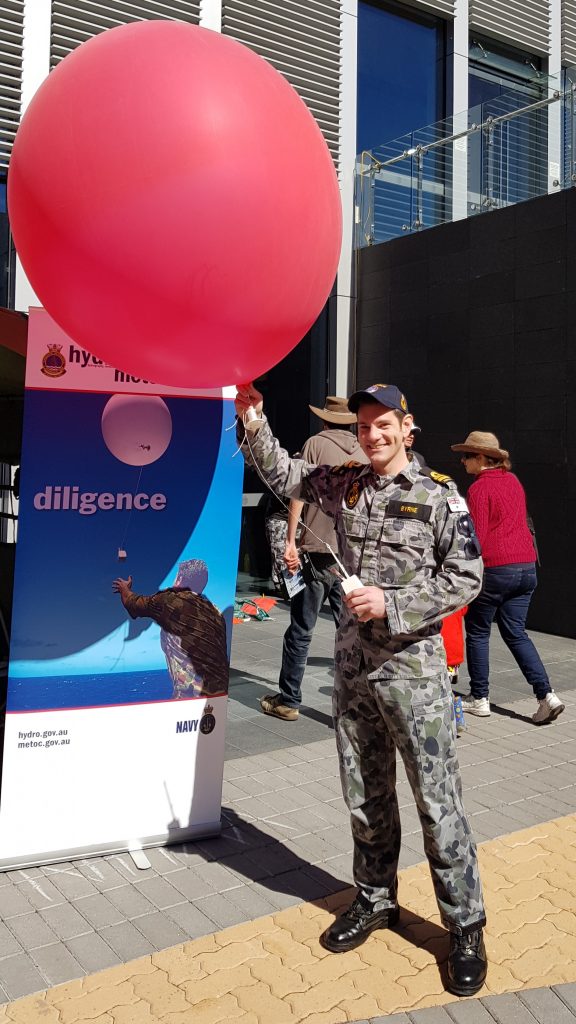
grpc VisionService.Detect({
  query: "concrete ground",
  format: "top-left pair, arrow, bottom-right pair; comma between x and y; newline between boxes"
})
0,581 -> 575,1022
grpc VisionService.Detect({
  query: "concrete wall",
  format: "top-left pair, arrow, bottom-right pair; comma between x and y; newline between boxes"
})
355,188 -> 575,636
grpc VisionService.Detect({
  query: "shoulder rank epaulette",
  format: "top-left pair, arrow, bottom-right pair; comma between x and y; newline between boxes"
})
428,470 -> 453,485
330,460 -> 363,474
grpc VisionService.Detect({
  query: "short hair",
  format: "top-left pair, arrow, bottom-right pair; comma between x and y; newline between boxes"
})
485,454 -> 512,471
174,558 -> 208,593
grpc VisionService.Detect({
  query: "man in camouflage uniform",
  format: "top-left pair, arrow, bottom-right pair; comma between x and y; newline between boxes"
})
235,382 -> 487,997
112,559 -> 229,698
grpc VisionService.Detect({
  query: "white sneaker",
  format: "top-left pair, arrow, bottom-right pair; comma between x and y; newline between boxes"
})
532,691 -> 565,725
462,697 -> 491,717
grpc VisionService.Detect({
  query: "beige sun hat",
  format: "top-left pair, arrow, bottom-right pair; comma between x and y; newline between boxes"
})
451,430 -> 509,460
309,396 -> 357,425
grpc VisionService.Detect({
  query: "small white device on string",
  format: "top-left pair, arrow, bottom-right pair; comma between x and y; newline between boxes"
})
341,574 -> 363,595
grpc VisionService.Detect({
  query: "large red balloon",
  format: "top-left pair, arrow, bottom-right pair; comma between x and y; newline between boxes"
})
8,21 -> 342,387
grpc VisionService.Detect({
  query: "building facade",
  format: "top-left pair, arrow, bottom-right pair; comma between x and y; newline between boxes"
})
0,0 -> 574,624
0,0 -> 574,392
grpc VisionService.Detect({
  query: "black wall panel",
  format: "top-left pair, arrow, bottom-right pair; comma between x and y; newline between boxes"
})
355,189 -> 574,637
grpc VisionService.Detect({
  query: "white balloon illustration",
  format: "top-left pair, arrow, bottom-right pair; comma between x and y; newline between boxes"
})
101,394 -> 172,466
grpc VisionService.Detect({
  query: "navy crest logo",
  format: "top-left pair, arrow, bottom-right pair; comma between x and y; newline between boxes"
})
346,481 -> 360,508
200,704 -> 216,735
41,344 -> 66,378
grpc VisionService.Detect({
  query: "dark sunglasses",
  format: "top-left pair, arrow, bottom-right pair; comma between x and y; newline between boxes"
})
461,453 -> 476,461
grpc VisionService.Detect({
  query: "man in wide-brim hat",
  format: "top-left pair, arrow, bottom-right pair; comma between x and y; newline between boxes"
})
308,395 -> 358,425
259,395 -> 368,722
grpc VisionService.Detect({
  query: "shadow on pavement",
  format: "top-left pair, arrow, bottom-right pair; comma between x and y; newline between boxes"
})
228,669 -> 334,728
194,808 -> 447,969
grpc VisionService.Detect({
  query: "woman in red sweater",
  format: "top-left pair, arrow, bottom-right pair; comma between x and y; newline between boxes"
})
450,431 -> 563,725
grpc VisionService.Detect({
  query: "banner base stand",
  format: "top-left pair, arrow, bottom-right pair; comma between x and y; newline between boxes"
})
128,841 -> 152,871
0,818 -> 222,872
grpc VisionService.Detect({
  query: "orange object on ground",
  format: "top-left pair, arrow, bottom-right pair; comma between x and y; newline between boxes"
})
440,606 -> 468,667
233,595 -> 277,624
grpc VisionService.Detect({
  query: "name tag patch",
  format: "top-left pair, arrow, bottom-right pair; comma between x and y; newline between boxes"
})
447,495 -> 468,514
386,499 -> 432,522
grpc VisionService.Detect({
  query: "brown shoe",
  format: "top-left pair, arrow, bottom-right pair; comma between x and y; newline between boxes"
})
259,694 -> 299,721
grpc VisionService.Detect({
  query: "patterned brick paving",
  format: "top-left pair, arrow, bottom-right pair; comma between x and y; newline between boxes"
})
1,814 -> 575,1023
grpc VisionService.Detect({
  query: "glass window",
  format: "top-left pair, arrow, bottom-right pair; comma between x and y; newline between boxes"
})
0,179 -> 15,308
469,36 -> 545,107
357,0 -> 446,154
468,37 -> 547,210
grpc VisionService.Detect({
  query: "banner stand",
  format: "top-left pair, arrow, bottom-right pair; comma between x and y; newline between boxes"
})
0,308 -> 242,869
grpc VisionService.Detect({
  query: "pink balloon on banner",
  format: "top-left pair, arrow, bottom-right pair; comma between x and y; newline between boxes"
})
101,394 -> 172,466
8,21 -> 342,387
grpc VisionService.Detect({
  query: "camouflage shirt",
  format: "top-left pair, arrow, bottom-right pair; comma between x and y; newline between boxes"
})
241,419 -> 483,680
124,587 -> 229,697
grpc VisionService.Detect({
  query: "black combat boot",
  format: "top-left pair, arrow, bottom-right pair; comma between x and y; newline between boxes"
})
446,927 -> 487,996
319,893 -> 400,953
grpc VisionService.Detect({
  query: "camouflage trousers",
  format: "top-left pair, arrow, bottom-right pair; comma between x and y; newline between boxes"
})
333,665 -> 486,934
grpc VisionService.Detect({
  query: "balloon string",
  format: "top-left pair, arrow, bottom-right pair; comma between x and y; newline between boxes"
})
118,465 -> 144,553
238,412 -> 348,579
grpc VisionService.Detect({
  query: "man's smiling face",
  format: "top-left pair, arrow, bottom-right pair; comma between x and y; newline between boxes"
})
356,401 -> 413,475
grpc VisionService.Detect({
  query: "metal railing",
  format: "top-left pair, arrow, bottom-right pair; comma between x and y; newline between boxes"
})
355,72 -> 575,247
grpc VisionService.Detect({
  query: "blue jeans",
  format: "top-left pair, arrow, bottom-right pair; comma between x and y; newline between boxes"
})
465,563 -> 550,701
278,554 -> 342,708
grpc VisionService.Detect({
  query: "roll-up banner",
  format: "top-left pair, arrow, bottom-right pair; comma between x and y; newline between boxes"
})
0,308 -> 242,868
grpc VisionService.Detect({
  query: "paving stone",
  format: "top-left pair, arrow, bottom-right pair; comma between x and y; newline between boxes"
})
481,993 -> 544,1022
105,884 -> 157,919
39,903 -> 92,941
192,893 -> 250,929
271,868 -> 335,901
66,932 -> 121,973
135,847 -> 183,875
42,866 -> 98,900
30,943 -> 84,987
369,1016 -> 411,1023
283,831 -> 342,863
134,876 -> 187,911
131,912 -> 188,951
554,984 -> 576,1015
219,850 -> 277,883
171,843 -> 218,870
107,854 -> 157,883
73,894 -> 125,930
249,881 -> 302,910
409,1008 -> 457,1022
0,886 -> 33,920
15,878 -> 65,911
5,913 -> 58,950
517,987 -> 576,1022
76,858 -> 128,891
222,883 -> 278,918
188,860 -> 244,892
0,953 -> 47,1000
166,869 -> 211,902
5,868 -> 44,884
445,999 -> 499,1022
98,921 -> 155,960
0,922 -> 22,959
163,901 -> 221,940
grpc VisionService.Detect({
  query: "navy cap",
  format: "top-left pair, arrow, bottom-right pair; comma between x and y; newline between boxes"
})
348,384 -> 409,415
